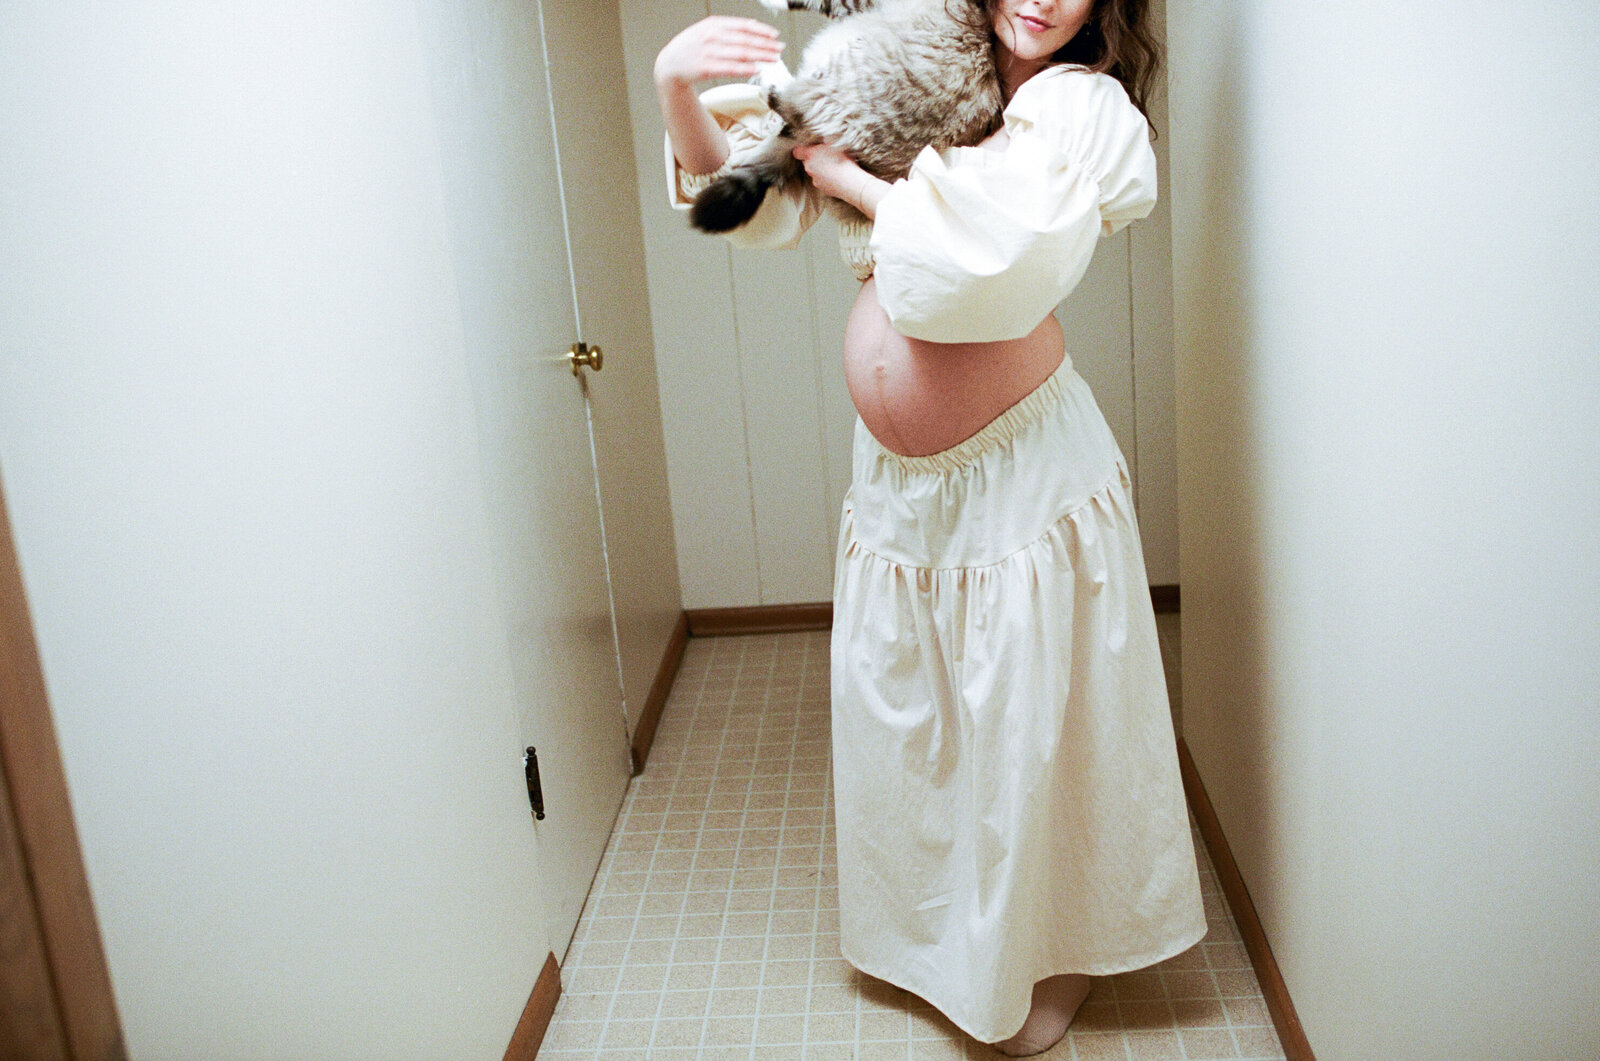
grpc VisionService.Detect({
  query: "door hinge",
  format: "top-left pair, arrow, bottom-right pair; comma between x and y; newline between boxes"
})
523,746 -> 546,821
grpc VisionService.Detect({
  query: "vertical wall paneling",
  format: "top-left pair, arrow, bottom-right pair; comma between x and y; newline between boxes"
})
723,5 -> 844,605
730,246 -> 837,605
617,0 -> 764,609
805,215 -> 866,537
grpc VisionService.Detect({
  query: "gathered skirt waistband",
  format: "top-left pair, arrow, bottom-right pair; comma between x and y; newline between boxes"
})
848,355 -> 1126,570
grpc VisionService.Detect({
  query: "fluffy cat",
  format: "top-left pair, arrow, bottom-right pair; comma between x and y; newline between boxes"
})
690,0 -> 1002,233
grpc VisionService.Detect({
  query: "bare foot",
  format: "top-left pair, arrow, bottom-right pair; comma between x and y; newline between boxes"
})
990,973 -> 1093,1056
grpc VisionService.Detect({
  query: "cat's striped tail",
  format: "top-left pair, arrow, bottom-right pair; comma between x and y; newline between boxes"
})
689,138 -> 801,234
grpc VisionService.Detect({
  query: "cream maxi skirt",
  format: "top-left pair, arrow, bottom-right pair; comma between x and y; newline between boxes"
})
830,356 -> 1207,1043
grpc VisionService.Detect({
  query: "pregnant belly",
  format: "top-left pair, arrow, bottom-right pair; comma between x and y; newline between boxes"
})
842,278 -> 1065,457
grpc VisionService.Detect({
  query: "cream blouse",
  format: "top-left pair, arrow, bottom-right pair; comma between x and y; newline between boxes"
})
665,64 -> 1156,343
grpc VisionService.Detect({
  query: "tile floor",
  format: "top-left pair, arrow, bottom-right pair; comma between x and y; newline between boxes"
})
540,617 -> 1284,1060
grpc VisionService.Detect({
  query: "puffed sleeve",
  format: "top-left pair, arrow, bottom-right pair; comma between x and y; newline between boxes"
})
868,68 -> 1156,342
664,81 -> 826,250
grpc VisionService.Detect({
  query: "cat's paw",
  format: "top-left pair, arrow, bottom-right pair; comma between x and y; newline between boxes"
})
753,59 -> 793,92
755,0 -> 796,13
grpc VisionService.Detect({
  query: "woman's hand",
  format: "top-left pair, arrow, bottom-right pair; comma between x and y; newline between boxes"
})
794,143 -> 891,219
654,16 -> 783,89
656,17 -> 784,176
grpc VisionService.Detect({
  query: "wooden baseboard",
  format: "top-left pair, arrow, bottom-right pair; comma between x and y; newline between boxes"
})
504,951 -> 561,1061
630,612 -> 689,776
685,602 -> 833,637
1177,738 -> 1315,1061
688,587 -> 1178,636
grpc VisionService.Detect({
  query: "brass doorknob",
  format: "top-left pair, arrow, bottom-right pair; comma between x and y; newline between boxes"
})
568,341 -> 603,376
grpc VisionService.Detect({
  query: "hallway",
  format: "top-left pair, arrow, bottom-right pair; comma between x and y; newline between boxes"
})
540,622 -> 1286,1059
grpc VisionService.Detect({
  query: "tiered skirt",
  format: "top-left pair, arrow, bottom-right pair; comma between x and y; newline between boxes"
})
830,357 -> 1207,1042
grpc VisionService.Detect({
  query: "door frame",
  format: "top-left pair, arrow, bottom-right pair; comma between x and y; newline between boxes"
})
0,475 -> 124,1060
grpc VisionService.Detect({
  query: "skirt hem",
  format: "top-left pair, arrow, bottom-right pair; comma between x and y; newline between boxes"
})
838,920 -> 1210,1044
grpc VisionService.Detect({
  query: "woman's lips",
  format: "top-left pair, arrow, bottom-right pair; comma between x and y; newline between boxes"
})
1019,15 -> 1051,33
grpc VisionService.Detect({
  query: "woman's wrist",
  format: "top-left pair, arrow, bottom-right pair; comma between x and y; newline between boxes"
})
853,172 -> 889,219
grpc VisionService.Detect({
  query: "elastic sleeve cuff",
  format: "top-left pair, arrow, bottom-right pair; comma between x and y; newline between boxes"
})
661,82 -> 822,250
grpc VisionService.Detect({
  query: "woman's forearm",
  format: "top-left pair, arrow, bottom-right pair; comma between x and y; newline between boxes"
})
793,142 -> 890,219
653,16 -> 782,176
656,75 -> 730,176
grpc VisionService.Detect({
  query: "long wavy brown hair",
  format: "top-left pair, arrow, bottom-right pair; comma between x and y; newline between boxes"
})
957,0 -> 1162,118
1049,0 -> 1161,116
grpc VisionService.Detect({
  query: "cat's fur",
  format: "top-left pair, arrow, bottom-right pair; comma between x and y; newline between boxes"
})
690,0 -> 1002,233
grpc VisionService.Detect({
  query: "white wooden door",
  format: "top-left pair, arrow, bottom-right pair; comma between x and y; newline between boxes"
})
417,0 -> 631,957
535,1 -> 686,743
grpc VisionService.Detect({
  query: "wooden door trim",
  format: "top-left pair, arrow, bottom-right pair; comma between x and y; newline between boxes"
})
1,742 -> 70,1059
0,482 -> 125,1060
1177,737 -> 1315,1061
504,951 -> 561,1060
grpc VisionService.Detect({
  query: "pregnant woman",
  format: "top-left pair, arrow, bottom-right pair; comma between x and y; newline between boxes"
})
655,1 -> 1205,1053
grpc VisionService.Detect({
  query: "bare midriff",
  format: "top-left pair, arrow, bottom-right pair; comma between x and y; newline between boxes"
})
842,277 -> 1065,457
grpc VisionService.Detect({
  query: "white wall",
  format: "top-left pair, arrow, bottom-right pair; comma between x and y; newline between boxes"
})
0,4 -> 551,1057
619,0 -> 1181,608
1167,3 -> 1600,1057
